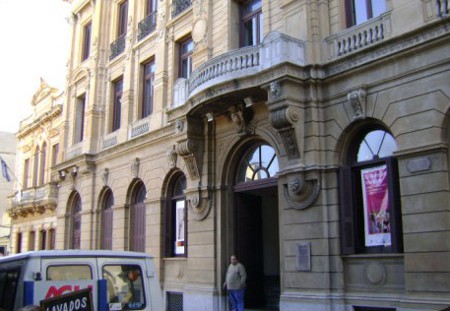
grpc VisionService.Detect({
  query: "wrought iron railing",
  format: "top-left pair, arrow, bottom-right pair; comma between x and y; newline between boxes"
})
138,11 -> 158,41
436,0 -> 449,16
109,33 -> 126,60
172,0 -> 192,18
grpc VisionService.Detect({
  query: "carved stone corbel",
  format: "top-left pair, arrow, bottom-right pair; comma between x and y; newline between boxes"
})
185,187 -> 212,220
269,106 -> 302,159
229,104 -> 256,136
346,88 -> 367,121
283,173 -> 320,210
176,139 -> 201,180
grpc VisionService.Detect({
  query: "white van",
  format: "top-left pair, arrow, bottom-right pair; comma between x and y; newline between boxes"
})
0,250 -> 164,311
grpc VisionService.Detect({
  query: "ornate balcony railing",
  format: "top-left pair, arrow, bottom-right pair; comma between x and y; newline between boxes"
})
102,131 -> 118,150
436,0 -> 449,16
325,13 -> 391,60
129,117 -> 150,139
109,33 -> 126,60
10,183 -> 58,216
138,11 -> 158,41
172,0 -> 192,18
178,32 -> 305,105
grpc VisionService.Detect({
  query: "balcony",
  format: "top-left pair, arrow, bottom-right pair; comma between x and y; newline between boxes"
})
102,131 -> 118,150
172,32 -> 306,107
109,33 -> 126,61
172,0 -> 192,18
9,183 -> 58,218
128,117 -> 150,139
325,13 -> 392,60
138,11 -> 158,41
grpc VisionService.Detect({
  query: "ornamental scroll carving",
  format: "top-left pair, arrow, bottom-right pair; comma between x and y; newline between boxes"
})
283,174 -> 320,210
269,106 -> 302,159
185,187 -> 212,220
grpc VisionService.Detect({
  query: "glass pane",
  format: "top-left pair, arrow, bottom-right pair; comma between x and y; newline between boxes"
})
47,265 -> 92,280
103,265 -> 146,310
371,0 -> 386,18
357,130 -> 397,162
354,0 -> 368,25
244,0 -> 262,15
243,19 -> 254,46
174,200 -> 185,255
238,144 -> 278,182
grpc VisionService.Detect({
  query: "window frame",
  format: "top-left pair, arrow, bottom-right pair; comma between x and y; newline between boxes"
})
74,94 -> 86,144
164,174 -> 187,257
345,0 -> 386,28
82,21 -> 92,61
178,37 -> 193,79
118,0 -> 129,37
339,127 -> 403,255
141,60 -> 155,118
112,77 -> 123,132
239,0 -> 263,47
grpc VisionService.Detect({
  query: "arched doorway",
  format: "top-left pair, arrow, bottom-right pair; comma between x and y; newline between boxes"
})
233,143 -> 280,310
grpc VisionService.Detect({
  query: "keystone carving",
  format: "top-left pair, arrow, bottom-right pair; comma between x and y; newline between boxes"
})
131,158 -> 140,178
347,88 -> 367,121
283,174 -> 320,210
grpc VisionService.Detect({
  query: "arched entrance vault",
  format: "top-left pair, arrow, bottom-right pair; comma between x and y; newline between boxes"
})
227,141 -> 281,310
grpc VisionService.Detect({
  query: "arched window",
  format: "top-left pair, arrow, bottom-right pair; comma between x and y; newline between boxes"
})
101,190 -> 114,250
236,144 -> 279,183
130,182 -> 146,252
166,174 -> 187,257
339,127 -> 403,254
70,193 -> 82,249
39,142 -> 47,186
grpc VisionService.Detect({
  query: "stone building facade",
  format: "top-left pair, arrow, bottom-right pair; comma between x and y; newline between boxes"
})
12,0 -> 450,310
8,79 -> 63,254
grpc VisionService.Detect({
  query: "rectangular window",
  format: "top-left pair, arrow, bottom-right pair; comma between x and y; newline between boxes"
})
82,22 -> 92,61
240,0 -> 263,47
23,159 -> 29,189
112,78 -> 123,131
49,228 -> 56,250
29,231 -> 35,251
47,265 -> 92,281
40,230 -> 47,250
16,232 -> 22,254
346,0 -> 386,27
75,94 -> 86,144
179,37 -> 193,79
146,0 -> 157,15
174,200 -> 185,255
118,0 -> 129,37
51,143 -> 59,166
102,265 -> 146,309
142,60 -> 155,118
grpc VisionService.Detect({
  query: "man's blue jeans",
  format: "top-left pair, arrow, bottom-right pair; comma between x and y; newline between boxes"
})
228,288 -> 245,311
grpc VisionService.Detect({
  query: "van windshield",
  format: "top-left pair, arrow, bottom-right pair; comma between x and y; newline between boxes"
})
103,264 -> 146,310
47,265 -> 92,280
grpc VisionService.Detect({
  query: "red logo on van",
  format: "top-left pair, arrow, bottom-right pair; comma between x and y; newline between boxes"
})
45,285 -> 92,299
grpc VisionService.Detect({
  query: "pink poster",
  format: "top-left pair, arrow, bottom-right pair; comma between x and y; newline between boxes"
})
361,165 -> 391,247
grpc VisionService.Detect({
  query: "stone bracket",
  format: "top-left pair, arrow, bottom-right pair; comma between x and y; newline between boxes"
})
283,173 -> 320,210
269,105 -> 303,160
176,139 -> 201,180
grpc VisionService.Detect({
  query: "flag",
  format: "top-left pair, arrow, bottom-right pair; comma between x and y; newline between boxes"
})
1,158 -> 11,182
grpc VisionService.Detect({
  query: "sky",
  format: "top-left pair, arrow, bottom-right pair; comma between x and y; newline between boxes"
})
0,0 -> 72,133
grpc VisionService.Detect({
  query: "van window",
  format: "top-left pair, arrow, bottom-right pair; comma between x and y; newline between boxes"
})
0,268 -> 20,311
103,264 -> 146,310
47,265 -> 92,280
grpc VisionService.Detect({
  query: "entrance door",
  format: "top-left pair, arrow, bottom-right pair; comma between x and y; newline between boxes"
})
236,193 -> 265,308
235,187 -> 280,310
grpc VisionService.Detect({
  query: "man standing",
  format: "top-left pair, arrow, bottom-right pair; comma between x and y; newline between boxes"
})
223,255 -> 247,311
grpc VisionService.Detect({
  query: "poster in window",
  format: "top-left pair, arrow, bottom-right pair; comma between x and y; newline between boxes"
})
175,200 -> 185,255
361,165 -> 391,247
